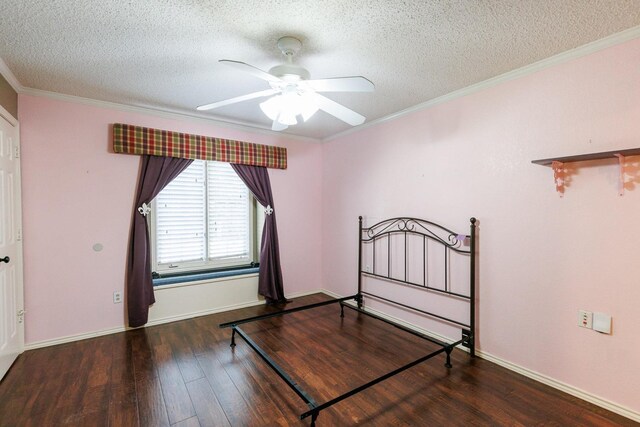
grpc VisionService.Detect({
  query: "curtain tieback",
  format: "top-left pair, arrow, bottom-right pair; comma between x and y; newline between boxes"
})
264,205 -> 274,215
138,202 -> 151,217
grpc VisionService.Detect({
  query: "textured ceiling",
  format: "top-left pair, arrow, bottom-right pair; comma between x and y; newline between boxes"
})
1,1 -> 640,140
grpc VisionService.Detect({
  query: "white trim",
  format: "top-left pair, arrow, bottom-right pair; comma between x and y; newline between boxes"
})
319,288 -> 341,299
18,87 -> 322,144
477,350 -> 640,423
0,57 -> 23,93
3,25 -> 640,142
325,289 -> 640,422
0,104 -> 17,127
324,25 -> 640,142
20,288 -> 640,422
22,288 -> 323,351
23,325 -> 129,350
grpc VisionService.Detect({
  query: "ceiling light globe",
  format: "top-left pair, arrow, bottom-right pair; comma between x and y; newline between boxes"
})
259,96 -> 283,120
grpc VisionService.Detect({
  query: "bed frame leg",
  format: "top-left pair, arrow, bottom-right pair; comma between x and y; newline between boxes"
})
230,329 -> 236,347
340,303 -> 345,318
444,347 -> 453,369
310,412 -> 318,426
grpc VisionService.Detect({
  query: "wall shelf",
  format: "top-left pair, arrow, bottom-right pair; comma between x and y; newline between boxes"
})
531,148 -> 640,166
532,148 -> 640,196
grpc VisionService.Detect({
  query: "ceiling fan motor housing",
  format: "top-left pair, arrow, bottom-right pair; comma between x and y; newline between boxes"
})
270,37 -> 309,81
268,63 -> 310,81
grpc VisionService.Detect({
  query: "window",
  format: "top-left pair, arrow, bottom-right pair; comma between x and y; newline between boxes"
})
151,160 -> 261,276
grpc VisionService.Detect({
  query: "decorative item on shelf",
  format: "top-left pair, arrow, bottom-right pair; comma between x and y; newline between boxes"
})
551,161 -> 565,197
614,153 -> 625,196
532,148 -> 640,196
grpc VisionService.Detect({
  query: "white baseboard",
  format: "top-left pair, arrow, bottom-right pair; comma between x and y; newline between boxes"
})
476,350 -> 640,423
22,289 -> 325,351
22,288 -> 640,422
323,288 -> 640,422
24,325 -> 129,350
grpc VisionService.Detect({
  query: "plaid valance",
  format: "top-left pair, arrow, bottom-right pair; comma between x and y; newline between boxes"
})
112,123 -> 287,169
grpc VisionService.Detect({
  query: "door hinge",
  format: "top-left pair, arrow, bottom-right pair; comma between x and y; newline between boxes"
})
16,227 -> 22,242
14,145 -> 20,159
17,309 -> 26,324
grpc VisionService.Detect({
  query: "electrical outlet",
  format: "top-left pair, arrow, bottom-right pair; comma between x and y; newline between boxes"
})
578,309 -> 593,328
113,291 -> 122,304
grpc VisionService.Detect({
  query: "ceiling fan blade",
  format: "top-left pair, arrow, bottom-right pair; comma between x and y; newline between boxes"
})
272,120 -> 288,131
312,93 -> 366,126
219,60 -> 282,83
305,76 -> 374,93
196,89 -> 279,111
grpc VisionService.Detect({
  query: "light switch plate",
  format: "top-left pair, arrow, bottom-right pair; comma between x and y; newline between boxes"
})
593,312 -> 612,334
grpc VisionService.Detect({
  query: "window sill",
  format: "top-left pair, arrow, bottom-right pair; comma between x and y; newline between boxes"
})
153,266 -> 259,288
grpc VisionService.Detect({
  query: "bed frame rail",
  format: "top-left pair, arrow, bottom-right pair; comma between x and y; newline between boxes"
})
219,215 -> 477,426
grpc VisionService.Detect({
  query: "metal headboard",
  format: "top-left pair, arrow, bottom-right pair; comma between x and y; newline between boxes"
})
357,216 -> 477,356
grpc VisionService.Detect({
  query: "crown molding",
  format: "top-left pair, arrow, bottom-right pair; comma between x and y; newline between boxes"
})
324,24 -> 640,143
0,103 -> 18,127
0,57 -> 23,93
0,60 -> 322,143
19,87 -> 322,144
3,24 -> 640,143
0,53 -> 323,142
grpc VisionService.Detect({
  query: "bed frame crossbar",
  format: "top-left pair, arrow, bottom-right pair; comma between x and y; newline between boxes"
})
230,325 -> 318,408
219,295 -> 358,328
299,342 -> 457,421
359,290 -> 471,329
340,301 -> 449,347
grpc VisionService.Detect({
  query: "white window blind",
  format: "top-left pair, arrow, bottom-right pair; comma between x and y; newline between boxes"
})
153,160 -> 252,272
155,161 -> 206,264
207,161 -> 250,261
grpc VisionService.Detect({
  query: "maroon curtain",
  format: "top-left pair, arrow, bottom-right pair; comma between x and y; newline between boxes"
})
231,164 -> 286,303
127,155 -> 193,327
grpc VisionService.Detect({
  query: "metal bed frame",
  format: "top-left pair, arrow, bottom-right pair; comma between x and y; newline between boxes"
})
219,216 -> 477,425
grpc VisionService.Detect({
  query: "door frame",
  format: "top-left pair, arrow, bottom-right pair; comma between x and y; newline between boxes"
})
0,103 -> 17,127
0,102 -> 24,380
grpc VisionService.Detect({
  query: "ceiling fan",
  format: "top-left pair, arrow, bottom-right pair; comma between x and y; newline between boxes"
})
197,36 -> 375,131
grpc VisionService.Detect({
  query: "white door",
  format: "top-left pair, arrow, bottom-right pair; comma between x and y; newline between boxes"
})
0,109 -> 24,380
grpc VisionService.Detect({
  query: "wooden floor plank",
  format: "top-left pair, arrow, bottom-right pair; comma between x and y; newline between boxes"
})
153,343 -> 197,424
172,415 -> 201,427
185,377 -> 231,427
196,350 -> 266,426
0,293 -> 635,427
171,322 -> 205,383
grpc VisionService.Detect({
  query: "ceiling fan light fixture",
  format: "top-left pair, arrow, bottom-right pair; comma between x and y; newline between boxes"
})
277,110 -> 298,126
260,91 -> 319,126
259,96 -> 282,120
202,36 -> 373,131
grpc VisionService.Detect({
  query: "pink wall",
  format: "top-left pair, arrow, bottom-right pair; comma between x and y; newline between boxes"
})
17,36 -> 640,416
18,95 -> 323,343
322,39 -> 640,412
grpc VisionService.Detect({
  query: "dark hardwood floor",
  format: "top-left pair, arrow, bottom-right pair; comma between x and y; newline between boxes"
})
0,293 -> 635,426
